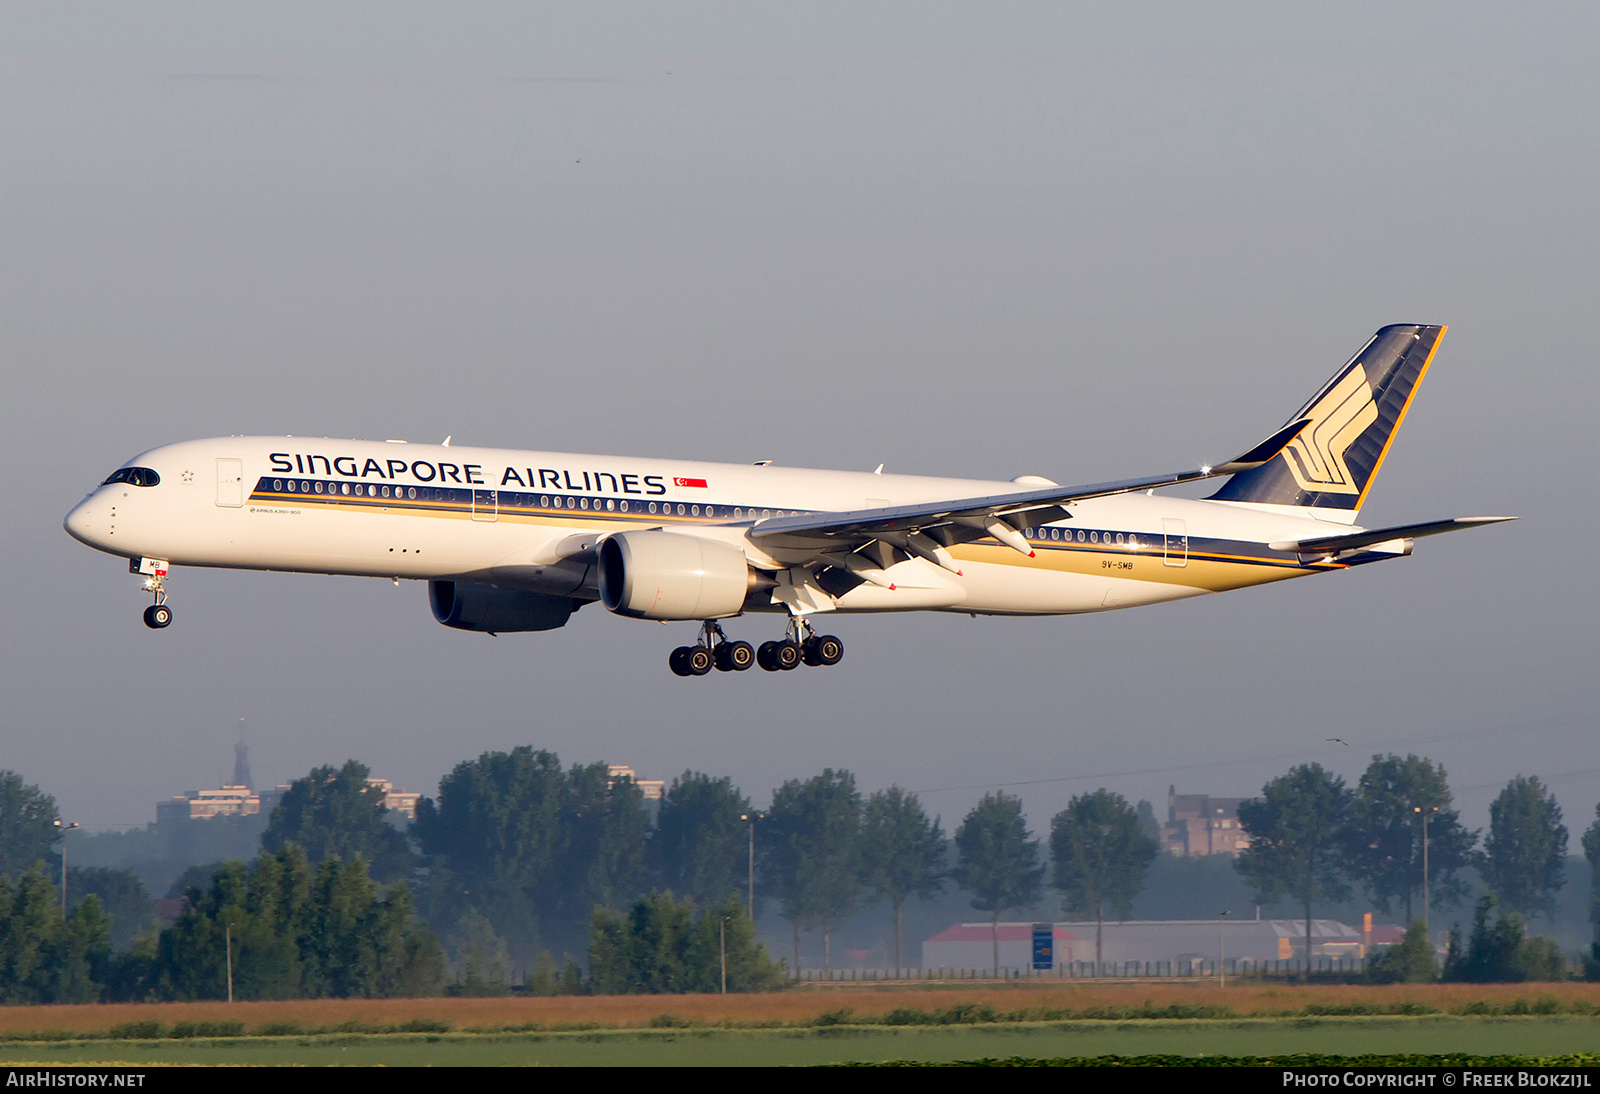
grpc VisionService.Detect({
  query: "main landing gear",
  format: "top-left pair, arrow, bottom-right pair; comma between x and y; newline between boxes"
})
669,621 -> 755,677
757,617 -> 844,672
671,618 -> 843,676
131,557 -> 173,630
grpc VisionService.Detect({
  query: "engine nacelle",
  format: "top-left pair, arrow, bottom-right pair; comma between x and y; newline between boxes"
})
429,581 -> 577,633
598,530 -> 752,620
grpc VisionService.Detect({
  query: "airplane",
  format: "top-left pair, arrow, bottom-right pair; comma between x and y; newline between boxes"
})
65,324 -> 1510,676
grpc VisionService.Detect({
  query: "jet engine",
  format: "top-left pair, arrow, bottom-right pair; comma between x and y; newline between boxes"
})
429,581 -> 577,633
598,530 -> 754,620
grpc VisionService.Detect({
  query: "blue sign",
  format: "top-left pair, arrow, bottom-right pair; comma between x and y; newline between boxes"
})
1032,923 -> 1053,970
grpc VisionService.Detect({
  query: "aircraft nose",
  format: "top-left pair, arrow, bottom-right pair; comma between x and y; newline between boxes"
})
64,493 -> 111,549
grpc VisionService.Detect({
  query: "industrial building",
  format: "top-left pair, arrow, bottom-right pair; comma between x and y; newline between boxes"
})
922,918 -> 1402,971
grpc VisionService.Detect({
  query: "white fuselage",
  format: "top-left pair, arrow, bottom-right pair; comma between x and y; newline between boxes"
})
65,436 -> 1360,618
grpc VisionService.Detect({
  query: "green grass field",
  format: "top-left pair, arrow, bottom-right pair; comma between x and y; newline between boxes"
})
6,1016 -> 1600,1066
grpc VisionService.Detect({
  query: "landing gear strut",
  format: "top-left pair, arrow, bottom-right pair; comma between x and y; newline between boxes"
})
669,621 -> 754,677
757,617 -> 844,672
668,619 -> 843,677
132,557 -> 172,630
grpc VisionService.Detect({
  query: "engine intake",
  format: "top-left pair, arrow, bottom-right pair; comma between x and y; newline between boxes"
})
598,531 -> 752,620
429,581 -> 577,633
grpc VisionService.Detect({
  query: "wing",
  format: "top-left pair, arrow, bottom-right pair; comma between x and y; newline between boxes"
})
747,418 -> 1312,588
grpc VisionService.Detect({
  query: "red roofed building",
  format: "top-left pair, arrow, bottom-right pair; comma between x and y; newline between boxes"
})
923,917 -> 1395,971
922,923 -> 1080,971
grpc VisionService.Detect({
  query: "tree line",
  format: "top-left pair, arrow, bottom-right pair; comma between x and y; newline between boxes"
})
3,749 -> 1598,998
1233,759 -> 1573,968
0,847 -> 441,1004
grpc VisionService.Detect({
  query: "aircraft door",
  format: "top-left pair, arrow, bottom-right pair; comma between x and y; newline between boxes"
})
216,459 -> 244,507
472,488 -> 498,522
1162,518 -> 1188,567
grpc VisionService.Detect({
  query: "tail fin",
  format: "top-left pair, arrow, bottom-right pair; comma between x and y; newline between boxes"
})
1210,324 -> 1445,519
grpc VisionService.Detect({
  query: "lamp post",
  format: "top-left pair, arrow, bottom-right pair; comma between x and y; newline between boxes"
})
53,820 -> 80,920
1413,805 -> 1439,933
1218,910 -> 1231,988
739,811 -> 764,921
720,916 -> 729,995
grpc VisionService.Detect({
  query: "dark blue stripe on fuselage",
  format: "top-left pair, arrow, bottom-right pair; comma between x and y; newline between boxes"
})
248,476 -> 1330,570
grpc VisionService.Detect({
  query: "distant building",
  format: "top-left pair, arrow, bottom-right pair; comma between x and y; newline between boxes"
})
159,774 -> 422,825
365,777 -> 422,820
608,765 -> 665,801
1162,785 -> 1252,857
233,740 -> 253,789
921,923 -> 1081,971
153,898 -> 188,927
924,918 -> 1401,971
157,785 -> 261,825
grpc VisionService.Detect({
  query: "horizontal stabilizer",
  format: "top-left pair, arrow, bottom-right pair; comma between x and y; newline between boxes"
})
1270,516 -> 1516,555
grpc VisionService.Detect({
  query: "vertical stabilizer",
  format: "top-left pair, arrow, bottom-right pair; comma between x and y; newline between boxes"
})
1210,324 -> 1444,518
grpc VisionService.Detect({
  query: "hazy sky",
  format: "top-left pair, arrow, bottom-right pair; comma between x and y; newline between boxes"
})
4,3 -> 1596,842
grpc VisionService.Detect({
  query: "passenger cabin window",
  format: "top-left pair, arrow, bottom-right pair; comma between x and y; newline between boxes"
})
102,467 -> 160,487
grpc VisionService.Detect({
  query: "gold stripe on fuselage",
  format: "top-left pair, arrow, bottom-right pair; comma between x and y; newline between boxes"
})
951,541 -> 1328,593
249,488 -> 1327,594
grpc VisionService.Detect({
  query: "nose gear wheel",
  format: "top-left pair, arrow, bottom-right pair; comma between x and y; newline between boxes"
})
133,558 -> 173,630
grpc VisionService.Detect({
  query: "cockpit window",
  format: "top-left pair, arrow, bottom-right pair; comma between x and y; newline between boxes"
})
101,467 -> 160,487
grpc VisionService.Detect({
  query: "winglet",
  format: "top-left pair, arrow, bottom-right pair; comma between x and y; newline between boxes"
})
1212,417 -> 1314,475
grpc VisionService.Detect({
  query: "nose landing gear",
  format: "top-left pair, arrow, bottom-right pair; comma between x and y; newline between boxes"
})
131,557 -> 172,629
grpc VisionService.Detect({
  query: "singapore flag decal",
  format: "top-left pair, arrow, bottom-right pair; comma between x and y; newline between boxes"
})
674,477 -> 708,488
